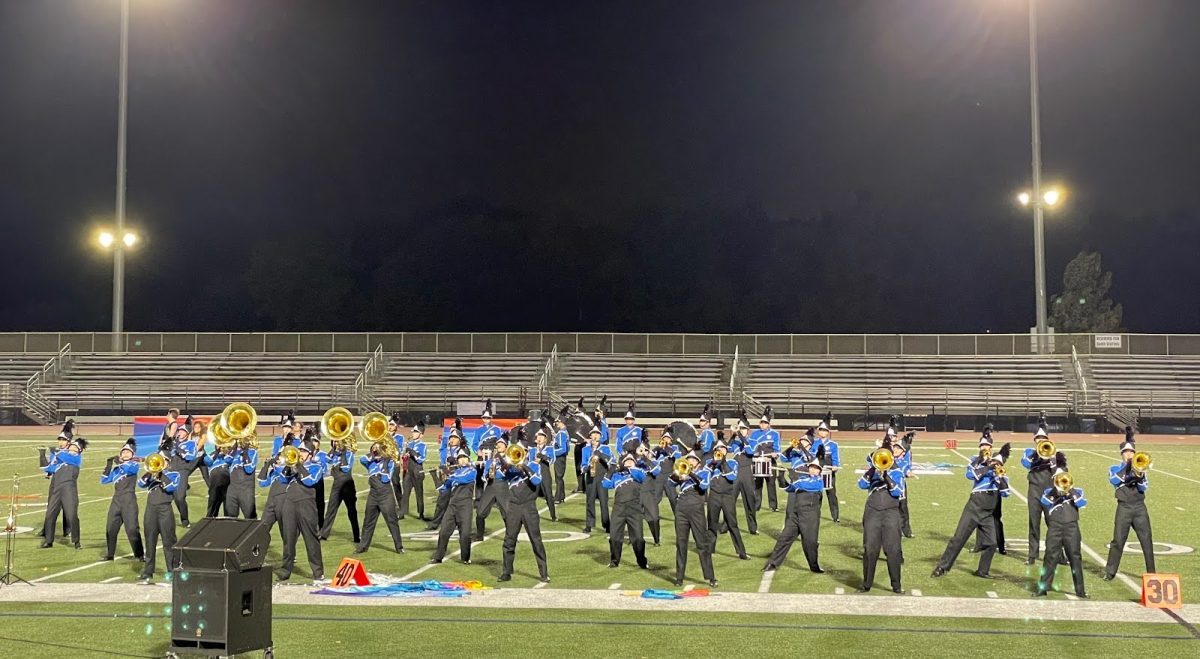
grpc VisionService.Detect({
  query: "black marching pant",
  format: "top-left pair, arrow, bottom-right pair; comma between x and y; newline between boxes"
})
766,494 -> 821,569
105,495 -> 144,559
937,494 -> 998,575
707,492 -> 746,557
553,455 -> 568,502
674,496 -> 715,582
401,466 -> 425,519
1104,501 -> 1156,576
737,473 -> 758,534
1039,522 -> 1085,595
502,499 -> 549,578
1027,480 -> 1051,560
862,506 -> 903,590
41,485 -> 80,545
225,479 -> 257,519
475,483 -> 508,538
320,477 -> 361,543
609,500 -> 648,568
357,480 -> 401,551
279,495 -> 324,579
206,471 -> 230,518
826,473 -> 840,522
433,493 -> 473,562
584,477 -> 609,531
754,472 -> 779,511
140,500 -> 176,579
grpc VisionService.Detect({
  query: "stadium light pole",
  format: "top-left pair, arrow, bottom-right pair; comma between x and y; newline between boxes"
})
110,0 -> 131,353
1026,0 -> 1048,355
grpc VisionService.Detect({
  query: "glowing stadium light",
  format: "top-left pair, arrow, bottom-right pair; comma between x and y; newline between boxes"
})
1017,192 -> 1031,207
97,231 -> 115,248
1042,188 -> 1061,207
1014,187 -> 1064,209
122,231 -> 138,247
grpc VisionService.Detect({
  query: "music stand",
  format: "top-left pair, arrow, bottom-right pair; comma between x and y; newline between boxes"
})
1,473 -> 32,586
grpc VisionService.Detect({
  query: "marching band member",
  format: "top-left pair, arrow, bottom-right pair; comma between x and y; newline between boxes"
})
639,431 -> 670,546
552,412 -> 570,504
38,421 -> 85,549
430,445 -> 476,565
1035,453 -> 1088,598
707,436 -> 749,560
816,413 -> 840,523
498,443 -> 550,583
1022,416 -> 1055,565
310,431 -> 329,529
474,434 -> 511,539
100,438 -> 144,561
162,408 -> 181,445
857,438 -> 906,593
594,398 -> 610,445
603,446 -> 650,569
258,431 -> 296,542
581,424 -> 613,534
731,413 -> 759,534
669,450 -> 718,588
388,415 -> 404,511
400,421 -> 428,520
763,449 -> 825,573
749,406 -> 781,513
533,425 -> 557,521
275,438 -> 326,582
427,421 -> 464,530
473,400 -> 501,455
932,434 -> 1011,580
696,405 -> 717,459
192,418 -> 211,488
571,398 -> 588,494
137,452 -> 181,582
204,442 -> 232,518
615,402 -> 644,451
354,438 -> 402,555
168,418 -> 197,528
225,434 -> 259,519
896,432 -> 914,538
320,429 -> 361,544
1103,427 -> 1156,580
656,427 -> 682,515
971,427 -> 1006,553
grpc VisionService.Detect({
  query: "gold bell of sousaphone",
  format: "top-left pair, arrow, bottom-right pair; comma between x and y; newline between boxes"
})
144,452 -> 167,475
206,417 -> 237,451
322,406 -> 357,453
1132,451 -> 1152,476
1054,471 -> 1074,494
1036,438 -> 1056,459
220,402 -> 257,440
871,448 -> 895,471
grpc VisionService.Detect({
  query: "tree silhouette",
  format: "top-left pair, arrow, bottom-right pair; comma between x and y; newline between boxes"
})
1049,251 -> 1123,333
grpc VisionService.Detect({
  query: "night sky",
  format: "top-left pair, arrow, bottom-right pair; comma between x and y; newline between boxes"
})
2,0 -> 1198,334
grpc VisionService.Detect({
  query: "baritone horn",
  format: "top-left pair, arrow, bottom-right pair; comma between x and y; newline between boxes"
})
1132,451 -> 1152,475
505,444 -> 528,466
220,402 -> 257,439
279,445 -> 301,467
673,458 -> 693,478
144,452 -> 167,475
1054,471 -> 1073,494
1036,439 -> 1056,459
322,406 -> 357,453
871,448 -> 895,471
359,411 -> 395,459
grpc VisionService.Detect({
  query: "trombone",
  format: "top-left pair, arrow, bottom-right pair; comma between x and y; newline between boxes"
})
279,445 -> 301,468
144,452 -> 168,475
673,459 -> 693,478
1053,471 -> 1073,495
1035,439 -> 1056,459
870,448 -> 894,472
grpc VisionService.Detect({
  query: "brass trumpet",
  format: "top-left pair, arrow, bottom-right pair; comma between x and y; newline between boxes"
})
713,446 -> 727,462
505,444 -> 528,466
1036,439 -> 1056,459
1132,451 -> 1152,476
1054,471 -> 1073,494
871,448 -> 894,471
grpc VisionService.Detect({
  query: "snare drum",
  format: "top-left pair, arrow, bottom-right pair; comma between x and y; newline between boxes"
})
821,466 -> 834,490
752,456 -> 773,478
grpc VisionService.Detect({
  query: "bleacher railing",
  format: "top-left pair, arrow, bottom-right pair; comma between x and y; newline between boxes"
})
4,332 -> 1200,356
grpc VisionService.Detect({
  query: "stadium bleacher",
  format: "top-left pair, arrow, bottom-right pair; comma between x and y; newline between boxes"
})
374,352 -> 546,414
743,355 -> 1072,416
554,353 -> 729,414
1087,355 -> 1200,417
36,353 -> 367,415
0,353 -> 56,383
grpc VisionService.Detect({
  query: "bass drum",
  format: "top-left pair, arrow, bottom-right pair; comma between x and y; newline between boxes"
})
667,420 -> 698,452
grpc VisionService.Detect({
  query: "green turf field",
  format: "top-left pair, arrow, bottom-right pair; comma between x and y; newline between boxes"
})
5,436 -> 1192,601
0,602 -> 1194,658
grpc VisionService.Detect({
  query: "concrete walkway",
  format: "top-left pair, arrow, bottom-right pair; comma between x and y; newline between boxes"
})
2,582 -> 1195,626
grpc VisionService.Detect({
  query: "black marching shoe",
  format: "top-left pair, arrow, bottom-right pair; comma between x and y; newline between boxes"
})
810,565 -> 825,574
274,570 -> 291,582
707,580 -> 718,588
395,547 -> 405,554
539,575 -> 551,583
429,558 -> 442,564
1076,592 -> 1090,599
672,579 -> 683,587
737,554 -> 750,561
461,559 -> 471,565
582,527 -> 592,534
1033,590 -> 1047,598
761,564 -> 776,573
99,555 -> 114,561
997,547 -> 1007,556
972,570 -> 993,580
856,586 -> 871,593
930,567 -> 945,578
1101,574 -> 1115,581
1025,556 -> 1037,566
892,587 -> 905,594
497,574 -> 512,582
73,542 -> 82,550
902,532 -> 915,539
353,547 -> 367,555
181,521 -> 191,529
39,541 -> 52,549
608,562 -> 619,568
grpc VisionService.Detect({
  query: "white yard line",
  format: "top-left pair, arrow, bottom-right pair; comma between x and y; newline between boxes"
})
910,589 -> 922,597
986,591 -> 998,599
16,495 -> 111,518
532,580 -> 548,589
834,587 -> 845,595
757,568 -> 776,593
607,583 -> 621,590
396,492 -> 579,582
31,554 -> 133,583
101,576 -> 123,583
1075,448 -> 1200,486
